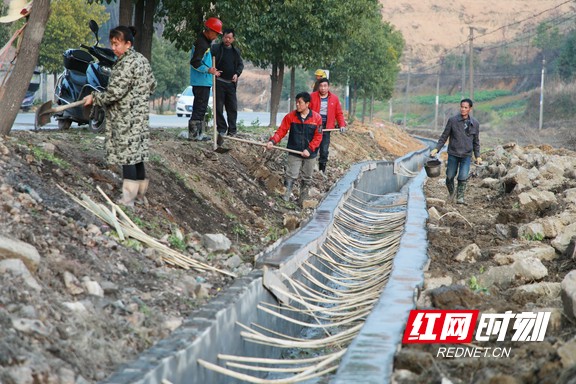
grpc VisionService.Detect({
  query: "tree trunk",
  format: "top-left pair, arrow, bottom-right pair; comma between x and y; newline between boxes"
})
289,67 -> 295,111
119,0 -> 133,26
269,62 -> 284,128
134,0 -> 144,50
0,0 -> 51,136
361,95 -> 366,124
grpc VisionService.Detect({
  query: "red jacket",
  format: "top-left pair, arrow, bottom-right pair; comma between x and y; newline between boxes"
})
309,91 -> 346,129
269,109 -> 323,158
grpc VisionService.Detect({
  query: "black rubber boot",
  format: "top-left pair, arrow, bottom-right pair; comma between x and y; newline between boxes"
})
283,179 -> 294,201
446,178 -> 455,202
456,181 -> 467,204
319,163 -> 326,173
188,120 -> 199,141
195,122 -> 211,142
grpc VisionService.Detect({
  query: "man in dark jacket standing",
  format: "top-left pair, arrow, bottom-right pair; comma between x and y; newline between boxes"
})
266,92 -> 323,206
188,17 -> 222,141
211,29 -> 244,137
430,98 -> 482,204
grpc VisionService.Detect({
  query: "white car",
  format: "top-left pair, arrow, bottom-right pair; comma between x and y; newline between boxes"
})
175,86 -> 213,117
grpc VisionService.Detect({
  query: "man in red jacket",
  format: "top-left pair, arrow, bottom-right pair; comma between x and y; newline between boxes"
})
310,78 -> 347,176
266,92 -> 323,205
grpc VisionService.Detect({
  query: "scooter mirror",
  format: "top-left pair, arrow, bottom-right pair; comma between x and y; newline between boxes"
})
89,20 -> 99,41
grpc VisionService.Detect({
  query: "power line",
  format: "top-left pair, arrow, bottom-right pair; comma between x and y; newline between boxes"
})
408,0 -> 576,72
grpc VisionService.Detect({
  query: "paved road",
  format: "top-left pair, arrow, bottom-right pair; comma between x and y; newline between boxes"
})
12,111 -> 287,131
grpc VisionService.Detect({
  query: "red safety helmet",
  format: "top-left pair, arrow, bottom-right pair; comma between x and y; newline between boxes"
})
205,17 -> 223,34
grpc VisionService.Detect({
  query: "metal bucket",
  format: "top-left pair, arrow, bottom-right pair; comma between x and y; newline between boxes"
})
424,158 -> 442,178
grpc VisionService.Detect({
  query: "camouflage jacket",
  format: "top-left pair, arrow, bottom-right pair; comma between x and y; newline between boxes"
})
93,48 -> 156,165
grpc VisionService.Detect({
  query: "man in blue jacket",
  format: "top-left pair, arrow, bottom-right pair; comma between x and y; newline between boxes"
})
430,98 -> 481,204
188,17 -> 223,141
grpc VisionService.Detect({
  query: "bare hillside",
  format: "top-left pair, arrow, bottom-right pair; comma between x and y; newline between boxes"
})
379,0 -> 574,69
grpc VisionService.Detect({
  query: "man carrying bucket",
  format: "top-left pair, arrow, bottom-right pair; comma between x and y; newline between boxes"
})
430,98 -> 481,204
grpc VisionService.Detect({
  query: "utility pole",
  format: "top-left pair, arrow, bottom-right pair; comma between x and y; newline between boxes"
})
461,51 -> 466,99
469,26 -> 474,101
434,57 -> 443,130
403,60 -> 411,129
539,58 -> 546,130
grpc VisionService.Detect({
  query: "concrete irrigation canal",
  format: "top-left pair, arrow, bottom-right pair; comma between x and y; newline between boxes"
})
102,142 -> 433,384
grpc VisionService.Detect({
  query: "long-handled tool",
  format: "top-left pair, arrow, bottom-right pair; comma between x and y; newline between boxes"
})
35,99 -> 87,129
223,135 -> 302,154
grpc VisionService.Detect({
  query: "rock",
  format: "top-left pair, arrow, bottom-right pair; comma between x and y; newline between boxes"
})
202,233 -> 232,252
0,259 -> 42,291
517,189 -> 557,211
493,244 -> 557,265
561,270 -> 576,322
163,317 -> 183,332
454,243 -> 481,263
564,236 -> 576,259
0,235 -> 41,272
552,223 -> 576,254
423,274 -> 453,290
427,206 -> 441,222
513,282 -> 561,298
558,336 -> 576,368
512,257 -> 548,281
429,285 -> 479,309
12,318 -> 53,337
283,214 -> 300,231
82,279 -> 104,297
225,254 -> 242,269
62,302 -> 89,315
63,271 -> 84,295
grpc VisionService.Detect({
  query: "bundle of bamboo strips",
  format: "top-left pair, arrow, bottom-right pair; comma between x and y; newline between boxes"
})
57,185 -> 235,278
199,192 -> 407,382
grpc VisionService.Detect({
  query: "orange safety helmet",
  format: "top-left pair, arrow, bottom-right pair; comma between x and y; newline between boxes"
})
205,17 -> 223,34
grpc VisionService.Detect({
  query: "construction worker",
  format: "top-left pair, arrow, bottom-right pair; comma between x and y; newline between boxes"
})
188,17 -> 223,141
430,98 -> 481,204
310,78 -> 346,176
312,69 -> 327,92
266,92 -> 323,206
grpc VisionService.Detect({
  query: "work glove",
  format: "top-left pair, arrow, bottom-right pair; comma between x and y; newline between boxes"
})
475,157 -> 482,165
430,148 -> 438,157
339,126 -> 346,133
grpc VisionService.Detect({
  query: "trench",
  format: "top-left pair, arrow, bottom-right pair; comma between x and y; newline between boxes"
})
102,141 -> 433,384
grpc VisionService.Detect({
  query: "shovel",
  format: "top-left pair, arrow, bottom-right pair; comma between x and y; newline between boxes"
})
35,99 -> 87,129
222,135 -> 303,155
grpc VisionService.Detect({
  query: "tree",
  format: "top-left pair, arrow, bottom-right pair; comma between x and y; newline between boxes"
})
330,10 -> 404,120
39,0 -> 108,75
89,0 -> 157,60
151,34 -> 189,111
159,0 -> 374,127
217,0 -> 379,127
557,30 -> 576,82
0,0 -> 52,135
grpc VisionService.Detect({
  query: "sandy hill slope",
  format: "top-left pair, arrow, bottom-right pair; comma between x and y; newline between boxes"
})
379,0 -> 574,69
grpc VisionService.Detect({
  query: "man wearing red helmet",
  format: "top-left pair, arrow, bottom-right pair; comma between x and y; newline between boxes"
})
188,17 -> 223,141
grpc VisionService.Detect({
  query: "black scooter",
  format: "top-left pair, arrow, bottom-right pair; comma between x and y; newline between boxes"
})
53,20 -> 116,132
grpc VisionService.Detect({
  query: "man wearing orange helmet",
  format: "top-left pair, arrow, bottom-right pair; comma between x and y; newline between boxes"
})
188,17 -> 223,141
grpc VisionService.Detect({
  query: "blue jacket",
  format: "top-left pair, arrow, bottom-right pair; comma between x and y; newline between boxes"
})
189,33 -> 213,87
